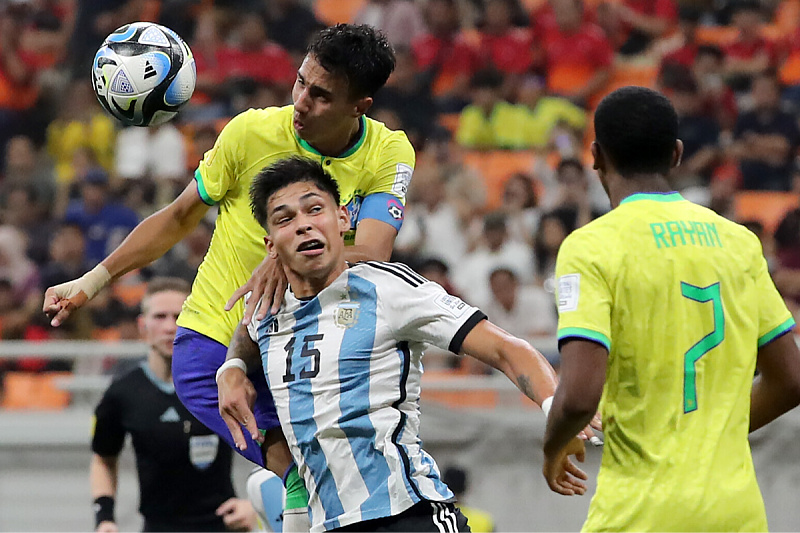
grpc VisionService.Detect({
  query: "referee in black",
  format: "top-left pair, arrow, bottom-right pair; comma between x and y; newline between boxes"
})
90,277 -> 256,532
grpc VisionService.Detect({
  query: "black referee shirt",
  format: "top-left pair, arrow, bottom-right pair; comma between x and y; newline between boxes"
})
92,363 -> 235,531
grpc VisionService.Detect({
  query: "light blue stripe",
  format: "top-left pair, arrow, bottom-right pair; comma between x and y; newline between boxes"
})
338,273 -> 393,516
419,452 -> 453,499
289,300 -> 345,523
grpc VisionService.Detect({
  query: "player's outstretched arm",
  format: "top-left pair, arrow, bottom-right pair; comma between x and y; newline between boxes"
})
460,320 -> 558,405
751,332 -> 800,432
89,454 -> 119,532
43,182 -> 210,326
218,322 -> 263,451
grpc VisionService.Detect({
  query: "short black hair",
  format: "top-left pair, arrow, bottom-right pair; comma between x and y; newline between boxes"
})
307,24 -> 396,99
594,86 -> 678,177
557,157 -> 585,176
250,156 -> 341,229
470,68 -> 504,90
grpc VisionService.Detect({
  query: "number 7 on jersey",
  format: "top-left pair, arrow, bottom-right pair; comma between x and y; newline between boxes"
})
680,282 -> 724,414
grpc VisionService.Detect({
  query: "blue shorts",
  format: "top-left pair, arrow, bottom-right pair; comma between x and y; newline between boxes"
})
172,326 -> 279,467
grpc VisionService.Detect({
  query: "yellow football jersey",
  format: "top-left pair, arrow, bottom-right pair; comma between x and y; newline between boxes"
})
555,192 -> 794,532
177,105 -> 415,345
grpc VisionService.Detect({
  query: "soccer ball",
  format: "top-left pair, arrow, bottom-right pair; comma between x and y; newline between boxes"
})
92,22 -> 196,127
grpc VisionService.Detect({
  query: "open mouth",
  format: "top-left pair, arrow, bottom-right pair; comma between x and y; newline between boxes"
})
297,239 -> 324,253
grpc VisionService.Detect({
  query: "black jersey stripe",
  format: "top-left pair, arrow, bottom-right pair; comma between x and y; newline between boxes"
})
391,341 -> 425,501
363,261 -> 421,287
391,262 -> 428,285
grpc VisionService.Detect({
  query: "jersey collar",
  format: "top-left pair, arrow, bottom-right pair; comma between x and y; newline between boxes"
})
620,191 -> 683,205
296,116 -> 366,159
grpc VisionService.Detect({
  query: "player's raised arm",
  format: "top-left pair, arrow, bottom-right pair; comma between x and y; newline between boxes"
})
43,182 -> 209,326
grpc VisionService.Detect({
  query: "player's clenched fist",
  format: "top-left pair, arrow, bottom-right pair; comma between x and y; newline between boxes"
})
43,265 -> 111,327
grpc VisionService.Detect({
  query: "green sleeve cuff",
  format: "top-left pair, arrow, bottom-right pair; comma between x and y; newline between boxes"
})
558,327 -> 611,351
758,317 -> 796,348
194,168 -> 215,206
283,464 -> 309,510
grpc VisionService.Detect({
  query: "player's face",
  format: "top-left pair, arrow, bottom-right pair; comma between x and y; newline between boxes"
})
139,291 -> 186,360
265,182 -> 350,284
292,55 -> 370,150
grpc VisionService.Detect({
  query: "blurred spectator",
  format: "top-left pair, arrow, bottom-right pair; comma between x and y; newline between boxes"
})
395,162 -> 469,269
265,0 -> 324,61
64,168 -> 139,265
0,225 -> 41,339
530,0 -> 597,49
46,79 -> 115,185
541,158 -> 607,223
729,73 -> 800,191
416,257 -> 462,297
412,0 -> 480,111
1,183 -> 56,266
477,0 -> 533,99
371,47 -> 437,149
40,222 -> 91,290
724,0 -> 775,92
354,0 -> 427,49
146,218 -> 213,283
533,209 -> 574,289
611,0 -> 678,56
772,208 -> 800,305
453,211 -> 535,305
456,68 -> 528,149
694,45 -> 739,132
480,267 -> 557,341
442,466 -> 496,533
538,0 -> 613,108
500,172 -> 541,245
517,76 -> 587,151
114,123 -> 188,213
218,12 -> 296,100
658,6 -> 702,69
662,65 -> 721,190
1,134 -> 57,213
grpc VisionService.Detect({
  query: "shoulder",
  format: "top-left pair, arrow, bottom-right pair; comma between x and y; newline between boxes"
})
104,365 -> 146,398
222,105 -> 291,137
351,261 -> 431,289
365,117 -> 413,150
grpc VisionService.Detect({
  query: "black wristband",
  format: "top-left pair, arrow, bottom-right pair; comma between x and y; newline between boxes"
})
93,496 -> 115,528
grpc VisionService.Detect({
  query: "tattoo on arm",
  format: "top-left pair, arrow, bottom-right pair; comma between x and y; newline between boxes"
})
517,374 -> 534,400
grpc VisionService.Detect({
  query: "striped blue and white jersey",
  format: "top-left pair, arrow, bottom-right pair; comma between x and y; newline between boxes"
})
248,262 -> 486,532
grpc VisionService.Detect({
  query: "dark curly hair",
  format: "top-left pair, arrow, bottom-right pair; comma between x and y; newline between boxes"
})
307,24 -> 396,99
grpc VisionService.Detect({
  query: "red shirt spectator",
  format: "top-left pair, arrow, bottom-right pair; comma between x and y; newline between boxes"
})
478,0 -> 533,75
614,0 -> 678,55
723,0 -> 775,86
217,17 -> 296,90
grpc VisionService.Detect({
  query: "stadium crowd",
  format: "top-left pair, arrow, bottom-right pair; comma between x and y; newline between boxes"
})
3,0 -> 800,379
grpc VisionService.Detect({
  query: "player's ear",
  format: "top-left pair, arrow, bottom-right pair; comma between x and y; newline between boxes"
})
353,96 -> 372,117
591,141 -> 604,172
265,236 -> 277,258
673,139 -> 684,169
338,205 -> 350,235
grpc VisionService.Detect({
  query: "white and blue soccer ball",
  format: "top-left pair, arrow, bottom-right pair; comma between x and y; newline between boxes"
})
92,22 -> 196,127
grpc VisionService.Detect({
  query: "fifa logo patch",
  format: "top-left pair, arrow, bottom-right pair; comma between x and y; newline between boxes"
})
334,301 -> 360,328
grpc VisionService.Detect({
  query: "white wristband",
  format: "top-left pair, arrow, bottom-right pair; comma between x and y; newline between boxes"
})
541,396 -> 554,419
215,358 -> 248,384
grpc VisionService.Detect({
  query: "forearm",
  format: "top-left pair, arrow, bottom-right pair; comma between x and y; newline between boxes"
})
102,205 -> 205,280
543,401 -> 595,456
575,70 -> 611,103
226,323 -> 261,369
750,373 -> 800,432
495,338 -> 558,406
89,455 -> 118,499
343,243 -> 392,263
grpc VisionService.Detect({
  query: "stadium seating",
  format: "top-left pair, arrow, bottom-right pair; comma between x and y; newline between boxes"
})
1,372 -> 71,410
733,191 -> 799,233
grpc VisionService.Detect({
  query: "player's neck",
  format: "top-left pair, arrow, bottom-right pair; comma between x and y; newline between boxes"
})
607,174 -> 672,208
147,351 -> 173,383
287,261 -> 348,299
309,118 -> 362,157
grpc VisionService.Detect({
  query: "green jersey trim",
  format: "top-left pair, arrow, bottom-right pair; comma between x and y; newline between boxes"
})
558,327 -> 611,351
194,169 -> 215,206
620,191 -> 683,205
758,317 -> 796,348
296,116 -> 366,159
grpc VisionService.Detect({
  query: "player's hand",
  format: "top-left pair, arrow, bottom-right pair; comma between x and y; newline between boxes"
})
577,412 -> 604,447
217,497 -> 256,532
43,265 -> 110,327
226,253 -> 287,325
218,368 -> 263,450
543,436 -> 588,496
95,520 -> 118,533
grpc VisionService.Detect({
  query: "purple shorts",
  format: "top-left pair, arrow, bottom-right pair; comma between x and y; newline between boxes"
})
172,326 -> 279,467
